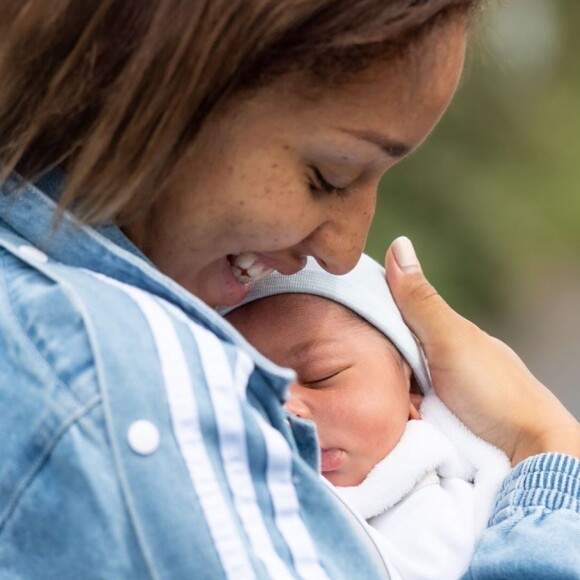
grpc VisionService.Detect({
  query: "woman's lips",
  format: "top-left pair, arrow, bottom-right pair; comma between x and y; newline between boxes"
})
320,448 -> 344,473
219,251 -> 306,307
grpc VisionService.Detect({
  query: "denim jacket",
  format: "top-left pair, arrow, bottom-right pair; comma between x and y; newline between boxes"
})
0,172 -> 578,579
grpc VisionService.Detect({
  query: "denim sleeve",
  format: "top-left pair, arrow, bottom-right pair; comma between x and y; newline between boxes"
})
465,453 -> 580,579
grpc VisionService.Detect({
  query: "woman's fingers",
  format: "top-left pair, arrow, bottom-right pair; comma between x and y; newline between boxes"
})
385,236 -> 468,349
385,236 -> 580,465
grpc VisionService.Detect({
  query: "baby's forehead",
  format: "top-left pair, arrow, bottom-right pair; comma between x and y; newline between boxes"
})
234,292 -> 400,350
240,292 -> 361,323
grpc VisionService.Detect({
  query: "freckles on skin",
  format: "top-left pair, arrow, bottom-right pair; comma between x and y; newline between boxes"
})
318,187 -> 376,259
123,15 -> 467,305
217,151 -> 307,248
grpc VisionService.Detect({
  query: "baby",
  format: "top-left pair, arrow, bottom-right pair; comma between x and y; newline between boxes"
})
222,254 -> 510,580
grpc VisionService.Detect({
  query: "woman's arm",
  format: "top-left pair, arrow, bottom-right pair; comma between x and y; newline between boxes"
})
466,452 -> 580,579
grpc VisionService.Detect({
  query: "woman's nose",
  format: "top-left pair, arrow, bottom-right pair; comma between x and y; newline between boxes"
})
284,386 -> 312,420
306,189 -> 376,275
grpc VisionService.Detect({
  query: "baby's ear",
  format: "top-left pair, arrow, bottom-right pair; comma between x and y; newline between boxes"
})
409,375 -> 423,419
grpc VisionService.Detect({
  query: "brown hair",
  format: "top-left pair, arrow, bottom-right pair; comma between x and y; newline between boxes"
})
0,0 -> 477,224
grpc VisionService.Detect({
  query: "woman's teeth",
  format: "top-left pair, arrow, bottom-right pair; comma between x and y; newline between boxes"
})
228,252 -> 274,284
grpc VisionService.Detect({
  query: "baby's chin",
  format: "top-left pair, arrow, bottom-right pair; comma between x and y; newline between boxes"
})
322,468 -> 367,488
322,473 -> 365,487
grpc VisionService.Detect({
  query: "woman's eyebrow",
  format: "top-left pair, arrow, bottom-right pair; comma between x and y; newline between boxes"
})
340,128 -> 411,159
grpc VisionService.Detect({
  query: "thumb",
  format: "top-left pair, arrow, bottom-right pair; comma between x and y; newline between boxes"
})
385,236 -> 468,351
386,238 -> 580,463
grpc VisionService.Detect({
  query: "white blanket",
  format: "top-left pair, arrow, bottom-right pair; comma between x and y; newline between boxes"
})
335,391 -> 510,580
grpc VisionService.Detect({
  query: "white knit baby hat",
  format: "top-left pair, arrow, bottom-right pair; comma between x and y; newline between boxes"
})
220,253 -> 432,394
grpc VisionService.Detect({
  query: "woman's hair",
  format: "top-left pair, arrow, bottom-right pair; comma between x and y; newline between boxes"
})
0,0 -> 477,224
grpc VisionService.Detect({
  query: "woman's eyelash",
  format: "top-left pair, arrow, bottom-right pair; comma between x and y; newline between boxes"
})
309,167 -> 347,197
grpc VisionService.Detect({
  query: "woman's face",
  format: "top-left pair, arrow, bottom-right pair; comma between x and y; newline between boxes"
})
126,18 -> 467,307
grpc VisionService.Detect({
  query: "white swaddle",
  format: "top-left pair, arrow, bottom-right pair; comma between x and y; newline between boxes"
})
221,253 -> 511,579
336,390 -> 510,580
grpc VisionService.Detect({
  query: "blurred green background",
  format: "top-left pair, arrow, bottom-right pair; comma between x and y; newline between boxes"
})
366,0 -> 580,418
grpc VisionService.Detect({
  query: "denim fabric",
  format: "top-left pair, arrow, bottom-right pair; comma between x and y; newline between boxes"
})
465,453 -> 580,579
0,175 -> 391,579
0,173 -> 578,579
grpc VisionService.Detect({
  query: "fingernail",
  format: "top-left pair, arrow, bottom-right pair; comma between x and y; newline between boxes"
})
392,236 -> 420,273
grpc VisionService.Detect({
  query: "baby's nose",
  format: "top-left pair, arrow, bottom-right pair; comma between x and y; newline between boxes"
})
284,387 -> 311,420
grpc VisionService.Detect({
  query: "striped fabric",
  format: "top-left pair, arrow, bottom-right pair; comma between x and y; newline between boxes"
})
90,273 -> 329,580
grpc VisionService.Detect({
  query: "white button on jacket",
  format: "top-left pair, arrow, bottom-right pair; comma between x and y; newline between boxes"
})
127,420 -> 161,455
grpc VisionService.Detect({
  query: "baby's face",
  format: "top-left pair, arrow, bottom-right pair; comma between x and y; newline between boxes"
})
226,294 -> 419,487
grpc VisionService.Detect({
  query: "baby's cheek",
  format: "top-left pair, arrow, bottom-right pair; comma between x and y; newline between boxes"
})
358,402 -> 403,454
326,393 -> 359,427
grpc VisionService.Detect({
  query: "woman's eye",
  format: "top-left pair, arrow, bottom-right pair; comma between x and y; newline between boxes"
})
308,166 -> 347,197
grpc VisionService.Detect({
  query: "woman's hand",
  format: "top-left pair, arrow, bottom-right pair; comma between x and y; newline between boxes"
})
386,236 -> 580,466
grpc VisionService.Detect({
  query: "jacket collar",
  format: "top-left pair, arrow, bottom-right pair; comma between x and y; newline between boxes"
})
0,171 -> 295,394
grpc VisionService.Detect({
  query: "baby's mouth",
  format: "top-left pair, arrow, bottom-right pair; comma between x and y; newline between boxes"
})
227,252 -> 275,285
320,448 -> 344,473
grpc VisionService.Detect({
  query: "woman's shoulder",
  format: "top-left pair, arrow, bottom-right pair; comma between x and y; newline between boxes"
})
0,229 -> 262,408
0,229 -> 175,432
0,239 -> 98,398
0,234 -> 107,529
0,232 -> 240,528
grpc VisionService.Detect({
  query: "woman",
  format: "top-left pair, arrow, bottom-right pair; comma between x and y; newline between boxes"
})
0,1 -> 577,578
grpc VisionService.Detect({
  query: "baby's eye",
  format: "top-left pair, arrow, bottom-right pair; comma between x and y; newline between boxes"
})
302,370 -> 342,387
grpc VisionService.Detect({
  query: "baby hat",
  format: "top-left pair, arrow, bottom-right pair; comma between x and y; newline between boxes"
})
220,253 -> 432,394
